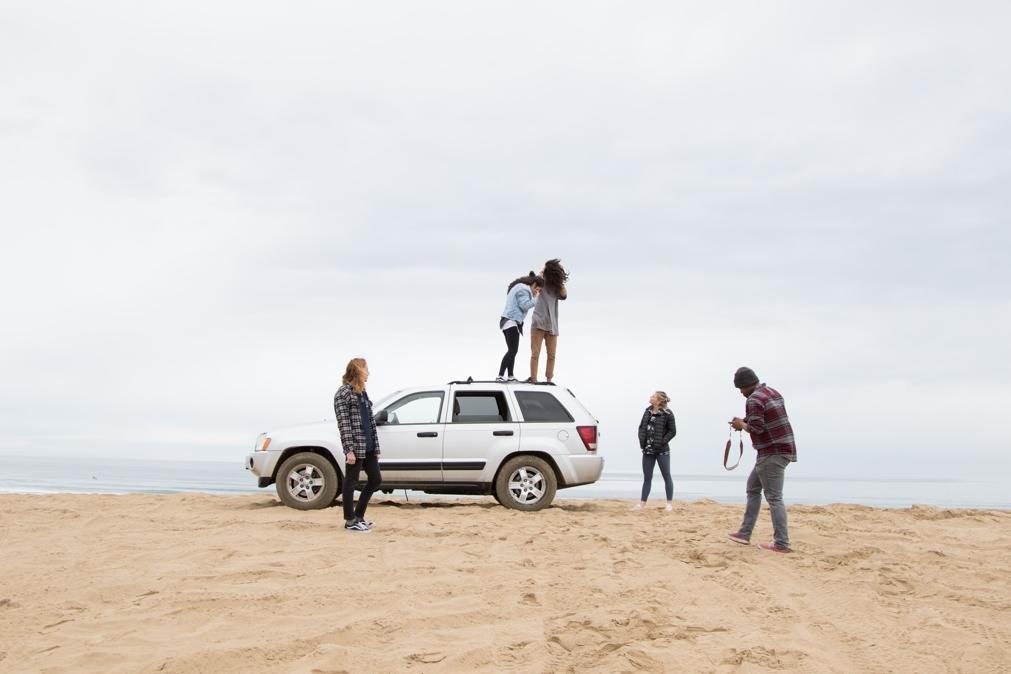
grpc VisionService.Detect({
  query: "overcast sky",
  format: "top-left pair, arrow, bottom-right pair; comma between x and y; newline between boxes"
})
2,1 -> 1009,481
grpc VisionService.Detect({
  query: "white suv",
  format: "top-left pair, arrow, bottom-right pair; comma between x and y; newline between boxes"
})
245,380 -> 603,511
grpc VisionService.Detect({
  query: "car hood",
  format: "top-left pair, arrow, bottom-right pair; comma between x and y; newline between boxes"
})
266,421 -> 339,445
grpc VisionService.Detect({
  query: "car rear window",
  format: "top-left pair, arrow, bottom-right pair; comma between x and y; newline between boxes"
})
452,391 -> 511,423
515,391 -> 574,423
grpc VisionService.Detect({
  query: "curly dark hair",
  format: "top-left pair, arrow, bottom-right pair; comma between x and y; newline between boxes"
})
507,271 -> 545,293
542,259 -> 568,293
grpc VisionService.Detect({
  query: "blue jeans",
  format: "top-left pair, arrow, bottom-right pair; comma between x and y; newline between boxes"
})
641,453 -> 674,501
738,454 -> 791,548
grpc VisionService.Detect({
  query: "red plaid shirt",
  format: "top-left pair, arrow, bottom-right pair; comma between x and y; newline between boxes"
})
745,384 -> 796,460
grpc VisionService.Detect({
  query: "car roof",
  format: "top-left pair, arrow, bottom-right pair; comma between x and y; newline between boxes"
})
447,378 -> 556,387
383,381 -> 565,397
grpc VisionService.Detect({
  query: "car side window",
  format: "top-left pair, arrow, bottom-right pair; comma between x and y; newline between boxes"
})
515,391 -> 574,422
451,391 -> 511,423
384,392 -> 444,425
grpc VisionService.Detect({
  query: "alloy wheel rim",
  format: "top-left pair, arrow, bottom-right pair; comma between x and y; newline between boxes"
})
507,466 -> 545,504
286,464 -> 324,502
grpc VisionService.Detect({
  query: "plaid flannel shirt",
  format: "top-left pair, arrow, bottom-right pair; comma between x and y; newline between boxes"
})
334,384 -> 381,460
744,384 -> 796,461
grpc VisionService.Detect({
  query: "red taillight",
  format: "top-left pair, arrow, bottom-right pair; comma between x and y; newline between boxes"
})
576,426 -> 597,452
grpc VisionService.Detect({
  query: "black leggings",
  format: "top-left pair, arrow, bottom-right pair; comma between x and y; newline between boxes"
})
641,453 -> 674,501
342,452 -> 382,522
499,326 -> 521,377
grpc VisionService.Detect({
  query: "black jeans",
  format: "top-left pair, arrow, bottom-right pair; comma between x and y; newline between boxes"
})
498,325 -> 521,377
641,453 -> 674,501
342,452 -> 382,522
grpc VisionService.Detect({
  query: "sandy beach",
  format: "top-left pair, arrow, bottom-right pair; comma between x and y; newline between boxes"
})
1,494 -> 1009,673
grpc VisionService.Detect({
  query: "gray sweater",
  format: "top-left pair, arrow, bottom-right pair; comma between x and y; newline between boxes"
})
531,286 -> 565,335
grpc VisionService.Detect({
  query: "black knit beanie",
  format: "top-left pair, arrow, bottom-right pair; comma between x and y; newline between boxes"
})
734,367 -> 759,388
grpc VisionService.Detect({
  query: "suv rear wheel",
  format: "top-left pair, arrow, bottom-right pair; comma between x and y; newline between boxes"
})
275,452 -> 339,510
495,455 -> 557,511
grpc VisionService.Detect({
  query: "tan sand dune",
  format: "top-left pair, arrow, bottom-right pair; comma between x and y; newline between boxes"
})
0,494 -> 1009,673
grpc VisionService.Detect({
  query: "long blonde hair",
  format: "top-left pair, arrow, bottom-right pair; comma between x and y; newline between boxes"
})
342,358 -> 368,394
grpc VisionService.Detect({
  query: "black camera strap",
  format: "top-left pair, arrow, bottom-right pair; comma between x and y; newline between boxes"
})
723,429 -> 743,471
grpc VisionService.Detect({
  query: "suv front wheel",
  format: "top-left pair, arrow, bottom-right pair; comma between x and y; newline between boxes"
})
275,452 -> 339,510
495,455 -> 557,511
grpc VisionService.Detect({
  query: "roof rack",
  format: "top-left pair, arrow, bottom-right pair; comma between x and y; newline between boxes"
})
447,377 -> 556,386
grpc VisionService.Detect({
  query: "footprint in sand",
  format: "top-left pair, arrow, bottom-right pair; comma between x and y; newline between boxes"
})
722,646 -> 807,668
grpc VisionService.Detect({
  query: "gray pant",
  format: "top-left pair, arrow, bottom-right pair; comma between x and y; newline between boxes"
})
738,453 -> 791,548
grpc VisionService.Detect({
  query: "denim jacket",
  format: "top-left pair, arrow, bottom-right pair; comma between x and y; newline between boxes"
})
501,284 -> 537,323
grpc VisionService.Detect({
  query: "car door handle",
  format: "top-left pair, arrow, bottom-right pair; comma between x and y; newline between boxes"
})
417,431 -> 439,438
493,430 -> 514,436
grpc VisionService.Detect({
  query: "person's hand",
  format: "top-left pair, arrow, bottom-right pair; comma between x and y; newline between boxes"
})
730,417 -> 746,431
346,451 -> 356,465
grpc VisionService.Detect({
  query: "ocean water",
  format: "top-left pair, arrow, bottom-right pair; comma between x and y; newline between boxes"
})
0,455 -> 1006,510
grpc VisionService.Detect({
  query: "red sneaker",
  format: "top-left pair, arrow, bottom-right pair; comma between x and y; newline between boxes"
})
727,532 -> 751,545
759,542 -> 792,553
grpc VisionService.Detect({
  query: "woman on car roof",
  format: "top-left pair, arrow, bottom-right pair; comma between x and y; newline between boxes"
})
529,259 -> 568,383
497,271 -> 544,382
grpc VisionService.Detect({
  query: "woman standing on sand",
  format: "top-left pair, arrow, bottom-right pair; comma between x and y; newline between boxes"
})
498,272 -> 544,381
334,358 -> 382,533
634,391 -> 677,511
529,259 -> 568,383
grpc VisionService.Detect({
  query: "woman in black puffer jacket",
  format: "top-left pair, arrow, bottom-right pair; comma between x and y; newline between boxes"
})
634,391 -> 677,511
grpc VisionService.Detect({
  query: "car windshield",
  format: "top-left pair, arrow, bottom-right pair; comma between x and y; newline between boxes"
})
372,390 -> 402,411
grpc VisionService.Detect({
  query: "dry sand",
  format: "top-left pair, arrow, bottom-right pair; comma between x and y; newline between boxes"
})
1,493 -> 1009,673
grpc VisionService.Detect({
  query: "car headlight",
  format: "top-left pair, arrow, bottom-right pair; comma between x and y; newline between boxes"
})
254,434 -> 272,452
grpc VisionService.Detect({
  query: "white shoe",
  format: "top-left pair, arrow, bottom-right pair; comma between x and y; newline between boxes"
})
631,503 -> 644,511
664,503 -> 673,512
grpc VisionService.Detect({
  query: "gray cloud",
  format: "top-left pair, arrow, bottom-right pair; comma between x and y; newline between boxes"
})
2,1 -> 1009,479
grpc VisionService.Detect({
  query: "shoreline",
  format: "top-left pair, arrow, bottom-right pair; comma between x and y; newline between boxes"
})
0,487 -> 1008,511
4,455 -> 1009,510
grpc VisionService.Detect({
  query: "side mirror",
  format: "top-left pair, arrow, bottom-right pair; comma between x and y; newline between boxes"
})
374,409 -> 389,426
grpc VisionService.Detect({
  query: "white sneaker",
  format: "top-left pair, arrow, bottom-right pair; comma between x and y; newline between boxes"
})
495,376 -> 506,382
631,503 -> 644,511
664,503 -> 673,512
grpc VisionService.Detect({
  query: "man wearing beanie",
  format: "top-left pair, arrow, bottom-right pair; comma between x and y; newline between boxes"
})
727,367 -> 797,553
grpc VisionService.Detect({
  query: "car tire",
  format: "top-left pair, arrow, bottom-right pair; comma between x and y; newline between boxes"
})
495,455 -> 557,511
275,452 -> 340,510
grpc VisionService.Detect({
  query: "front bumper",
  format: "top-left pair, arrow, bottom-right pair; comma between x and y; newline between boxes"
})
245,451 -> 280,487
